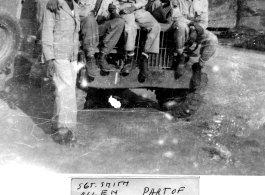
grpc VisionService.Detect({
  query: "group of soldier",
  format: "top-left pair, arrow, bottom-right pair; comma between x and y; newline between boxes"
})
35,0 -> 218,144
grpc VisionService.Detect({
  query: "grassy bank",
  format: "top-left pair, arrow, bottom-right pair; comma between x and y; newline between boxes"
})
233,34 -> 265,51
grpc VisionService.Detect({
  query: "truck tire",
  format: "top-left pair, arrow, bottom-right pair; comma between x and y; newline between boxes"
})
155,73 -> 208,118
0,10 -> 21,72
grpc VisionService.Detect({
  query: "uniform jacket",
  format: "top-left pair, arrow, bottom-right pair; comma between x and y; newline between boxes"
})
171,0 -> 209,28
35,0 -> 49,25
42,1 -> 80,61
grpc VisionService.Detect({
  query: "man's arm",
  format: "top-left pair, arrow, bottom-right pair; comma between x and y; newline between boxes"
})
119,0 -> 148,15
149,0 -> 173,24
42,8 -> 56,61
134,0 -> 148,9
171,0 -> 191,24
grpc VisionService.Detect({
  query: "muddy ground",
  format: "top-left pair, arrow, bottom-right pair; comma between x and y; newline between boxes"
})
0,45 -> 265,175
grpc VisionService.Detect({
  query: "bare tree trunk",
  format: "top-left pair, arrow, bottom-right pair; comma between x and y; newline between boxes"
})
235,0 -> 260,31
236,0 -> 241,28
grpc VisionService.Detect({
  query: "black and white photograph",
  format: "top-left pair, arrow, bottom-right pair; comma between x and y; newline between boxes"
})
0,0 -> 265,194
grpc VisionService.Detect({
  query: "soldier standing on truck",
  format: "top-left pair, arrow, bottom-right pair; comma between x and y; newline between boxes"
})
147,0 -> 218,88
47,0 -> 125,77
42,0 -> 80,144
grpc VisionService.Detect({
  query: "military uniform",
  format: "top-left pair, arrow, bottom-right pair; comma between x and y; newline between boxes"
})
78,0 -> 125,56
170,0 -> 218,64
119,0 -> 161,54
147,0 -> 218,87
42,0 -> 80,139
148,0 -> 217,64
35,0 -> 50,41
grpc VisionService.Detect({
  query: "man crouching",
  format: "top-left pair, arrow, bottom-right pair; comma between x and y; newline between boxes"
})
42,0 -> 80,144
147,0 -> 218,89
47,0 -> 125,77
171,0 -> 218,89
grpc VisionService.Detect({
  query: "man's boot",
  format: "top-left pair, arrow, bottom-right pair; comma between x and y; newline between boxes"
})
86,55 -> 100,77
121,53 -> 135,75
190,62 -> 203,89
138,52 -> 149,83
174,53 -> 186,79
98,52 -> 116,72
52,127 -> 75,145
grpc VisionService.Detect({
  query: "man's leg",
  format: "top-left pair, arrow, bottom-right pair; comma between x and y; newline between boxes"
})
121,13 -> 137,74
98,18 -> 125,54
197,30 -> 218,65
80,16 -> 100,77
97,18 -> 125,72
190,30 -> 218,89
134,9 -> 161,82
172,20 -> 190,78
135,10 -> 161,54
52,59 -> 78,143
122,13 -> 137,52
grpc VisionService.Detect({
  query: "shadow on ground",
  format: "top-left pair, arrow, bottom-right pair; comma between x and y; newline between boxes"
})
1,46 -> 265,175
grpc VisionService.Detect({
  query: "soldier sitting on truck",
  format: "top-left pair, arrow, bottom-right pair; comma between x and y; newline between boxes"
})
47,0 -> 161,82
47,0 -> 125,77
118,0 -> 161,82
147,0 -> 218,88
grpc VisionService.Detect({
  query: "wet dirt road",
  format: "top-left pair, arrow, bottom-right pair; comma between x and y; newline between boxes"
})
0,45 -> 265,175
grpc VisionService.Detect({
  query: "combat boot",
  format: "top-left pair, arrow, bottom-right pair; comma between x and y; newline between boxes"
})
86,55 -> 100,77
190,62 -> 203,89
98,52 -> 116,72
52,127 -> 75,145
121,53 -> 135,75
174,53 -> 186,79
138,53 -> 149,83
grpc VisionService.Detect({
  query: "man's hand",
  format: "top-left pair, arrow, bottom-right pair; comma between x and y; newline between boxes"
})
47,0 -> 61,13
119,6 -> 136,15
189,22 -> 204,36
46,60 -> 55,79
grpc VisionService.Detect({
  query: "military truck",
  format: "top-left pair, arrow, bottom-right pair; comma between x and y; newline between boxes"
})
76,22 -> 208,118
0,0 -> 40,91
1,0 -> 264,119
0,0 -> 22,91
